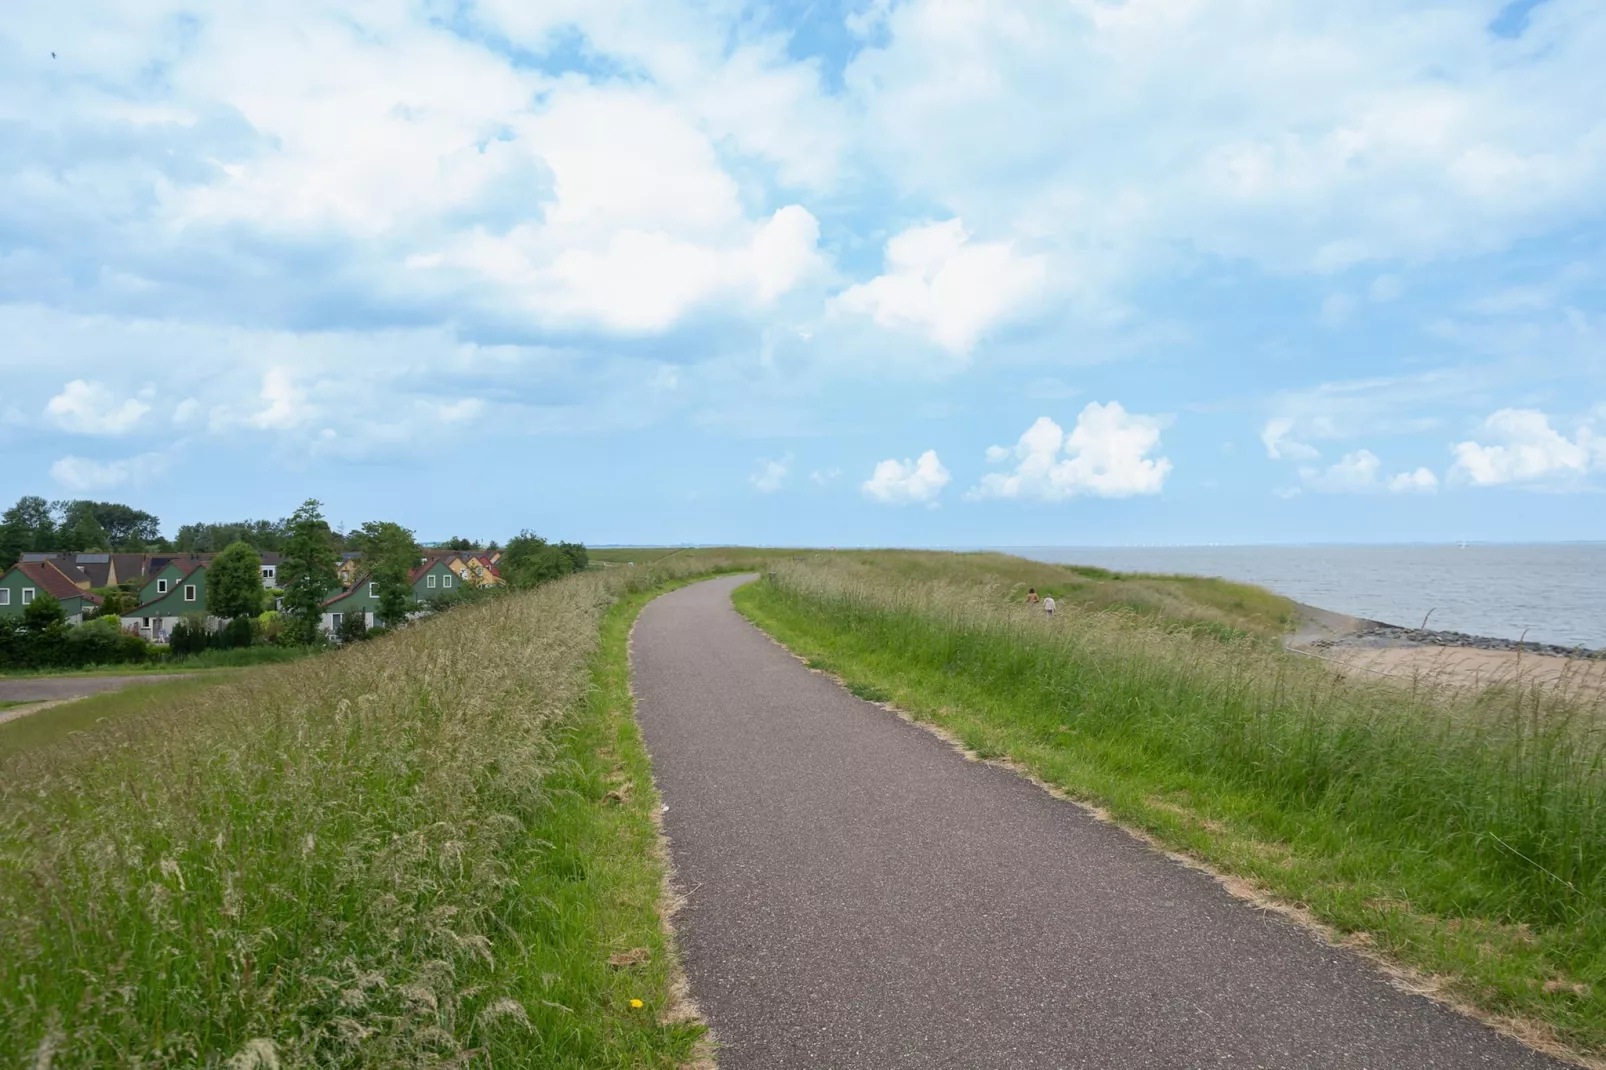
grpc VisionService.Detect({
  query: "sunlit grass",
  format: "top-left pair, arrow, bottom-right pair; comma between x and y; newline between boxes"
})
0,554 -> 769,1067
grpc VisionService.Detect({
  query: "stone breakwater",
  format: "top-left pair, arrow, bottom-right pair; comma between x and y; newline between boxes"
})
1315,624 -> 1606,661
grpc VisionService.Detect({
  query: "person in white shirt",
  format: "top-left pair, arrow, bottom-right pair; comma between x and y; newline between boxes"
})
1042,595 -> 1056,617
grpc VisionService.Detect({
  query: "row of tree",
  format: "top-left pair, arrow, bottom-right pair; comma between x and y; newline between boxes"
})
0,493 -> 504,571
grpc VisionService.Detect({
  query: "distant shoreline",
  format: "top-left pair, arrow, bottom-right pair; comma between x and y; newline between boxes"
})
1290,601 -> 1605,661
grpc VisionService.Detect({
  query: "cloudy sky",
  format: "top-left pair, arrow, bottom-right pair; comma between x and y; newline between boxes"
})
2,0 -> 1603,546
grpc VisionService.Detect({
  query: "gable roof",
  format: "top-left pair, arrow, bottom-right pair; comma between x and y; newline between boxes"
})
322,573 -> 373,608
128,561 -> 208,614
10,561 -> 103,604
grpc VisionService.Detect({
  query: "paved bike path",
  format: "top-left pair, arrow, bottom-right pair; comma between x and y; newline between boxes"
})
631,576 -> 1566,1069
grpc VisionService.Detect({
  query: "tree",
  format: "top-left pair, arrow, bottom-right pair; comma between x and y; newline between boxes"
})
208,541 -> 266,620
501,531 -> 589,590
175,518 -> 288,553
62,510 -> 111,551
446,536 -> 477,551
81,502 -> 160,547
350,521 -> 419,627
0,496 -> 56,569
279,499 -> 339,645
22,591 -> 65,631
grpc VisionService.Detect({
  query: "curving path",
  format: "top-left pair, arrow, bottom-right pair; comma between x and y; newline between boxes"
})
631,576 -> 1568,1069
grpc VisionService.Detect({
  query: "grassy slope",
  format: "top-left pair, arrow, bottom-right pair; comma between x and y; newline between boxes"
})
734,563 -> 1606,1062
0,573 -> 705,1068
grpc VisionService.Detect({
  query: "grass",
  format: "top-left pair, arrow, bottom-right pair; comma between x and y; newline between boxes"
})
733,557 -> 1606,1060
0,644 -> 318,679
0,566 -> 732,1067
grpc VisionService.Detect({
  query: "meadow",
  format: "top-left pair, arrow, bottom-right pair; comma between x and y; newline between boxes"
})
732,553 -> 1606,1059
0,552 -> 768,1068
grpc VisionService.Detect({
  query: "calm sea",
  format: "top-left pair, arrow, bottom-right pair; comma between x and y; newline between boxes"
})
1004,544 -> 1606,650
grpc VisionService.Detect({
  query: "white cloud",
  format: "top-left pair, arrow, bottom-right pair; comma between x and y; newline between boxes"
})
833,219 -> 1047,354
1260,417 -> 1319,461
246,367 -> 305,431
1388,467 -> 1439,493
50,452 -> 170,491
750,454 -> 791,494
862,450 -> 951,505
849,1 -> 1606,276
44,380 -> 150,435
172,397 -> 199,425
984,444 -> 1010,462
1300,450 -> 1440,493
810,467 -> 842,486
1450,408 -> 1596,486
970,402 -> 1171,501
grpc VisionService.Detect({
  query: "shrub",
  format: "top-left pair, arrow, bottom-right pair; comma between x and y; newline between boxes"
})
217,616 -> 255,650
336,611 -> 370,644
168,615 -> 212,657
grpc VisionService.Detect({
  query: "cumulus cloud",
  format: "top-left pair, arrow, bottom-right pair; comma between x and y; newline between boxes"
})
44,380 -> 150,435
246,367 -> 306,431
750,454 -> 791,494
1299,450 -> 1439,493
1450,409 -> 1597,486
50,452 -> 171,491
971,403 -> 1171,501
833,219 -> 1046,354
862,450 -> 951,505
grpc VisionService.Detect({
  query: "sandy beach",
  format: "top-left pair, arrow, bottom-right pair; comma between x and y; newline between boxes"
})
1287,603 -> 1606,704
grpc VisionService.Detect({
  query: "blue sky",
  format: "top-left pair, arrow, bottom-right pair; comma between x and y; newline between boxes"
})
2,0 -> 1603,547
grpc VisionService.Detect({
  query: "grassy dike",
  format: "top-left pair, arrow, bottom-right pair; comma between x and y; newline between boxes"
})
0,571 -> 709,1068
733,567 -> 1606,1062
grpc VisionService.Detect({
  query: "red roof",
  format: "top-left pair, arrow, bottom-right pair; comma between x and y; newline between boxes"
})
12,561 -> 103,604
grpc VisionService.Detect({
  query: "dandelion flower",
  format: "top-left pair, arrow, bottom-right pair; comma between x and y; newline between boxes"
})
629,998 -> 644,1009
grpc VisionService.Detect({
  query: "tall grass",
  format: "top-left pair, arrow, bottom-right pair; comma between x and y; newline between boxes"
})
738,561 -> 1606,1050
0,563 -> 732,1067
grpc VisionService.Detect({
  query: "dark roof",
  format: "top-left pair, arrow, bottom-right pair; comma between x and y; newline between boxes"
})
110,553 -> 150,581
11,561 -> 102,604
128,561 -> 207,615
16,553 -> 98,588
323,573 -> 372,608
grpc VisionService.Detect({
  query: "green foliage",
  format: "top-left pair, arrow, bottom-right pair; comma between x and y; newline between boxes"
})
69,501 -> 161,548
349,521 -> 420,627
21,592 -> 65,631
279,500 -> 340,645
336,610 -> 370,644
168,615 -> 212,657
61,509 -> 110,552
207,541 -> 266,619
174,517 -> 288,553
0,496 -> 56,569
0,614 -> 154,671
445,536 -> 477,551
501,531 -> 589,590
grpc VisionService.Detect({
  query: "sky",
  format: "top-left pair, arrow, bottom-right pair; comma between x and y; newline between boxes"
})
2,0 -> 1604,547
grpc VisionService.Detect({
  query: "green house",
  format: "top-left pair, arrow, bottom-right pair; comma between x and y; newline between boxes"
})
319,559 -> 460,635
136,557 -> 208,606
120,563 -> 209,643
0,561 -> 104,624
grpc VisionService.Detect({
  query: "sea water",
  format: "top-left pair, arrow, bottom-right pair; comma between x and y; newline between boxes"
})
1005,544 -> 1606,650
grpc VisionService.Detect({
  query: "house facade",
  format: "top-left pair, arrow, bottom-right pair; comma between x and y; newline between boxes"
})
0,561 -> 104,624
318,558 -> 460,635
121,562 -> 211,642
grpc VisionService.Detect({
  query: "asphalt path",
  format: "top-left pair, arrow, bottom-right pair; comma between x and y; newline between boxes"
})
631,576 -> 1568,1070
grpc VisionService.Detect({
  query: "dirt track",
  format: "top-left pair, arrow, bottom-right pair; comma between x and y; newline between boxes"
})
631,576 -> 1567,1070
0,674 -> 187,725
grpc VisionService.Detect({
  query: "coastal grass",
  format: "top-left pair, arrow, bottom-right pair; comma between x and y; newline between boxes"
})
734,559 -> 1606,1058
0,569 -> 709,1067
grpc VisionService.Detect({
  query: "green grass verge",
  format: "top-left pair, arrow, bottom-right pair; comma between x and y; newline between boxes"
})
0,644 -> 319,678
734,575 -> 1606,1060
0,574 -> 704,1067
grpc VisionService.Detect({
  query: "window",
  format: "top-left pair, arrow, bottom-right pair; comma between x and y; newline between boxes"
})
442,574 -> 453,588
331,612 -> 343,629
427,574 -> 437,589
144,617 -> 153,629
183,584 -> 197,602
157,578 -> 169,594
22,588 -> 35,605
0,589 -> 8,606
369,582 -> 378,598
261,566 -> 275,581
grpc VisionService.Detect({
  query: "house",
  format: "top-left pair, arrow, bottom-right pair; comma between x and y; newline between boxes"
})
445,552 -> 505,588
318,558 -> 460,635
259,551 -> 283,588
135,557 -> 210,608
120,562 -> 210,643
0,561 -> 105,624
336,552 -> 364,587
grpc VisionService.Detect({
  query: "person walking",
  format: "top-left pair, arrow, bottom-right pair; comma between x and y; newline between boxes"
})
1026,588 -> 1040,604
1042,594 -> 1056,618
